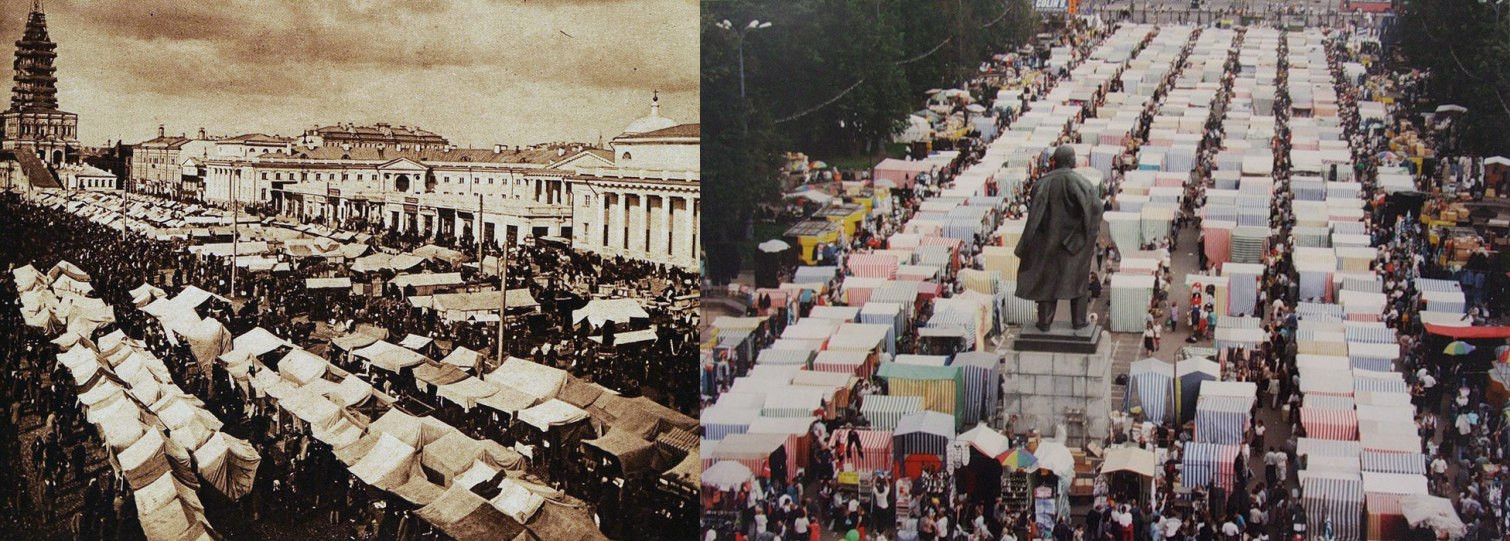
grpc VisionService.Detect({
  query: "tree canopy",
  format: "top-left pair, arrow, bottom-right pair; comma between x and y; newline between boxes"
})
1394,0 -> 1510,157
701,0 -> 1039,270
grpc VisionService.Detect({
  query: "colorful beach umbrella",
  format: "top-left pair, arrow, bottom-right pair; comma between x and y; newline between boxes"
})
1443,341 -> 1475,355
1000,448 -> 1037,471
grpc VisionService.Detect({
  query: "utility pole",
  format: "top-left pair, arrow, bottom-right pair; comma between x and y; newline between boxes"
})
230,170 -> 238,299
496,227 -> 508,365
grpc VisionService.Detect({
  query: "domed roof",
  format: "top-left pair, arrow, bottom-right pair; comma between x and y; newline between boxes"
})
622,92 -> 677,135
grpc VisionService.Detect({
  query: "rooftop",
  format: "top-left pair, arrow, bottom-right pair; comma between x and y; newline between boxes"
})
258,144 -> 597,166
614,123 -> 700,142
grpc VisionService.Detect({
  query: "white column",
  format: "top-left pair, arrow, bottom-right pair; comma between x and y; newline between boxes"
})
659,194 -> 671,258
615,193 -> 627,250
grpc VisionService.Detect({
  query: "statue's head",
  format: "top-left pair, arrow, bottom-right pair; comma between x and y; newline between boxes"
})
1052,145 -> 1076,170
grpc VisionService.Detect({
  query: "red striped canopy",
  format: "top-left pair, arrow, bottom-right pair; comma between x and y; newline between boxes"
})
1301,407 -> 1359,440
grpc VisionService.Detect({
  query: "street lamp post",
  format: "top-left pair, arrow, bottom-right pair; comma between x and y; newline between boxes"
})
716,19 -> 773,100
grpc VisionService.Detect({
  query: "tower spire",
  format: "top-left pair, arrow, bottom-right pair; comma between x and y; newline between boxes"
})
33,0 -> 43,13
651,90 -> 660,117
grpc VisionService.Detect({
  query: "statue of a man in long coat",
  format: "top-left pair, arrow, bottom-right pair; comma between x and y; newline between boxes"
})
1014,145 -> 1103,331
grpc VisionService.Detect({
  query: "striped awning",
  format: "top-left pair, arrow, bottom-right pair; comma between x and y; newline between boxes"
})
757,348 -> 814,367
1194,396 -> 1251,444
1353,374 -> 1407,395
1304,395 -> 1356,410
1343,325 -> 1396,344
828,429 -> 893,475
925,309 -> 978,350
1182,442 -> 1241,489
859,395 -> 923,431
869,282 -> 920,307
1302,474 -> 1363,541
1298,437 -> 1363,459
847,254 -> 899,279
1415,278 -> 1461,292
792,266 -> 840,285
953,352 -> 1000,426
893,411 -> 954,467
1297,302 -> 1345,320
1361,451 -> 1426,475
1301,407 -> 1359,440
1216,315 -> 1262,329
1126,359 -> 1175,424
1340,277 -> 1382,293
915,245 -> 952,268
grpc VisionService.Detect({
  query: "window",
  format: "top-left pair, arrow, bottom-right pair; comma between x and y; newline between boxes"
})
621,152 -> 632,161
261,173 -> 267,180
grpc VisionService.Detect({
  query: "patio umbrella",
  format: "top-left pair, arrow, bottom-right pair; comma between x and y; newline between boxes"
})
1496,345 -> 1509,362
999,448 -> 1037,472
757,240 -> 791,253
1434,104 -> 1467,114
1443,341 -> 1475,355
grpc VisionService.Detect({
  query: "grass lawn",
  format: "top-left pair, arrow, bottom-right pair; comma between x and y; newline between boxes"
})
811,144 -> 908,171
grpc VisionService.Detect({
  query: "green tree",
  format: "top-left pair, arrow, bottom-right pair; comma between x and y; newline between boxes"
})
1395,0 -> 1510,156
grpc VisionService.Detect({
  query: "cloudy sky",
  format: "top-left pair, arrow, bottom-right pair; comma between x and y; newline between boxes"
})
0,0 -> 698,148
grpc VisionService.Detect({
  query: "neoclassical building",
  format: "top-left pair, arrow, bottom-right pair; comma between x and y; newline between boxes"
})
568,95 -> 700,268
193,94 -> 698,268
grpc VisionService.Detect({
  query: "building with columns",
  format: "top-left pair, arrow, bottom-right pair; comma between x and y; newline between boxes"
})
568,94 -> 700,268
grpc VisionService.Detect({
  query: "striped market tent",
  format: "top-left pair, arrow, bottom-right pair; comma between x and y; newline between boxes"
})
705,433 -> 789,480
1301,472 -> 1363,541
1300,369 -> 1356,397
859,395 -> 923,431
846,253 -> 900,279
747,416 -> 816,483
893,411 -> 955,473
792,266 -> 840,286
757,348 -> 815,367
1346,342 -> 1399,372
1181,442 -> 1241,490
1125,358 -> 1175,425
701,403 -> 758,441
1339,276 -> 1382,293
957,269 -> 1000,295
952,351 -> 1001,426
1343,324 -> 1396,344
1415,278 -> 1461,292
760,386 -> 828,418
914,245 -> 953,269
827,429 -> 894,476
1305,395 -> 1356,410
1352,372 -> 1407,395
999,282 -> 1038,326
1194,395 -> 1252,444
869,282 -> 920,312
1301,407 -> 1359,440
1360,451 -> 1426,475
812,350 -> 872,378
1297,302 -> 1345,320
1175,358 -> 1221,424
877,362 -> 965,428
925,308 -> 979,350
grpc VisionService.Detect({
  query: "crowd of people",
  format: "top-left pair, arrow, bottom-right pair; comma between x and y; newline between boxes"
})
0,186 -> 700,539
706,8 -> 1507,541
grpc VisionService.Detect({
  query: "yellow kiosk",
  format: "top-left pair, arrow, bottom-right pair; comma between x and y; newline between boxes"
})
786,221 -> 842,265
815,204 -> 866,239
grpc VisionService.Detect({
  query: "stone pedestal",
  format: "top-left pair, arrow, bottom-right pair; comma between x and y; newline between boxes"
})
1013,322 -> 1104,353
999,332 -> 1112,448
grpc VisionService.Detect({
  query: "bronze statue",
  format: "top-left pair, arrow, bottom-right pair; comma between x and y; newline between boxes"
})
1014,145 -> 1103,332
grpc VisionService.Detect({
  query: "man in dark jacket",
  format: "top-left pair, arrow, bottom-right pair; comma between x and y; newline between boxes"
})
1015,145 -> 1103,331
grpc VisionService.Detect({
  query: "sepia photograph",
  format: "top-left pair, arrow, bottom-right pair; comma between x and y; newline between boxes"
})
699,0 -> 1510,540
0,0 -> 699,540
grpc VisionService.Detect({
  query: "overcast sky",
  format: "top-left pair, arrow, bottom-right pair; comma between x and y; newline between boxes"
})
0,0 -> 697,148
